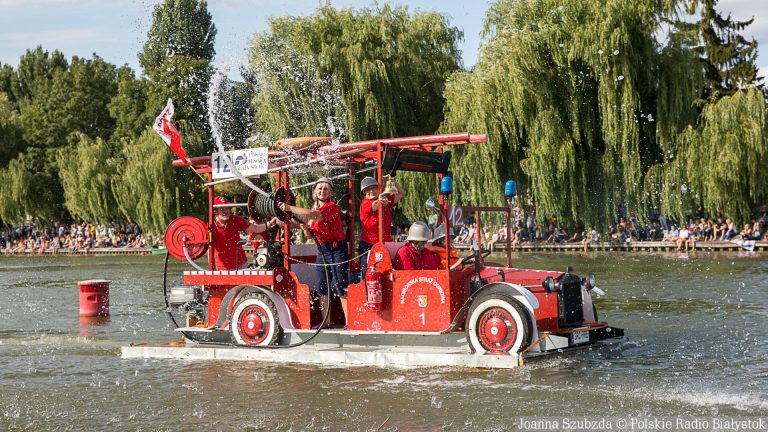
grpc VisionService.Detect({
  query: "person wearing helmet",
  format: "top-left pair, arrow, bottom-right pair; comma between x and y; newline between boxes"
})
393,221 -> 441,271
277,177 -> 349,324
427,224 -> 462,270
359,175 -> 404,275
212,196 -> 271,270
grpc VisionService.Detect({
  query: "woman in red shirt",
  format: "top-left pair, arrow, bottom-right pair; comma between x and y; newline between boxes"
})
278,178 -> 349,325
358,175 -> 404,275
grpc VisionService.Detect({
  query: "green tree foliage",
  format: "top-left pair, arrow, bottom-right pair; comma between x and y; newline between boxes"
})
20,55 -> 117,148
649,88 -> 768,223
679,0 -> 763,100
248,4 -> 462,218
646,1 -> 767,224
57,133 -> 122,223
139,0 -> 216,139
250,4 -> 461,140
442,0 -> 674,228
10,46 -> 68,104
0,147 -> 65,225
0,63 -> 16,103
0,92 -> 25,167
111,125 -> 206,233
109,66 -> 150,142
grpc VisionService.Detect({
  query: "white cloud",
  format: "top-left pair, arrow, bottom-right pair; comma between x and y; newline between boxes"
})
758,65 -> 768,80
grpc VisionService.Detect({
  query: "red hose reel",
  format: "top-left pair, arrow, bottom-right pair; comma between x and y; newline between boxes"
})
164,216 -> 208,260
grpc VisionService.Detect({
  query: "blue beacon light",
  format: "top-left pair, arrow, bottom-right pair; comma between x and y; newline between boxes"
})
441,175 -> 453,195
505,179 -> 517,205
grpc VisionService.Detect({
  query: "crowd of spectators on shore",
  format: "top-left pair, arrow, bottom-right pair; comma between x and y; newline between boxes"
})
1,223 -> 156,255
425,206 -> 768,253
3,207 -> 768,256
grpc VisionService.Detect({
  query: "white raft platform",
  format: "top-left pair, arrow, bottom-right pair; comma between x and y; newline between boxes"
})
121,343 -> 521,369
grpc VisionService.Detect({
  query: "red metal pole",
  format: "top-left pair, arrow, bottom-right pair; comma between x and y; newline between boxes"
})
347,164 -> 356,259
207,173 -> 214,270
282,170 -> 291,269
376,142 -> 384,243
437,148 -> 450,271
506,204 -> 512,268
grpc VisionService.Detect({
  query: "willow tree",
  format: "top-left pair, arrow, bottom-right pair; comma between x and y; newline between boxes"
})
441,0 -> 676,228
645,0 -> 767,224
111,125 -> 206,233
57,133 -> 122,223
248,4 -> 462,219
649,88 -> 768,224
0,148 -> 64,225
0,92 -> 25,167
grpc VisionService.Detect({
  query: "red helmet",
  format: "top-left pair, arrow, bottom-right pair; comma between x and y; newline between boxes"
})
213,196 -> 231,206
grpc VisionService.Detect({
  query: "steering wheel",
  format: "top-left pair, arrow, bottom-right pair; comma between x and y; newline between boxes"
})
459,249 -> 492,266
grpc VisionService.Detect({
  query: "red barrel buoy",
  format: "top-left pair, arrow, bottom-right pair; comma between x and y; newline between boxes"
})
79,279 -> 110,317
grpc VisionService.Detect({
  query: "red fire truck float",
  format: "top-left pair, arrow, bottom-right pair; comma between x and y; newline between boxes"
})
123,132 -> 623,368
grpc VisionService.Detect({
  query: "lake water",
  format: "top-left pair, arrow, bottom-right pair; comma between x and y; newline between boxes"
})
1,253 -> 766,430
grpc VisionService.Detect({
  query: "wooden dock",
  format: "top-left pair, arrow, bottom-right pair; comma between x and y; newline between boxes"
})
449,240 -> 766,253
3,240 -> 765,257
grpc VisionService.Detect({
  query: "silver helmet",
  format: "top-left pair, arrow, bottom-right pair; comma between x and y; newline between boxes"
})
360,176 -> 378,195
406,221 -> 432,242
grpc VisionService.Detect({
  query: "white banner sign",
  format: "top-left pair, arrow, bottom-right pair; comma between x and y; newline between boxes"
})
211,148 -> 268,180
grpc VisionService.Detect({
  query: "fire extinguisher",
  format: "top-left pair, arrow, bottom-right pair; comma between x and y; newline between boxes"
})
365,263 -> 383,310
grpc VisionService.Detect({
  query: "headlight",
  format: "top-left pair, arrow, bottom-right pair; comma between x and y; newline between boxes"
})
542,276 -> 556,293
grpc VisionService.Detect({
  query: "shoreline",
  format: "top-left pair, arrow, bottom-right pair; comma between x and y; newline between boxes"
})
2,240 -> 765,257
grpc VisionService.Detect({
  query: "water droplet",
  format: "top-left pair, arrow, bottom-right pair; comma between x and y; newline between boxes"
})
431,396 -> 443,408
613,50 -> 620,55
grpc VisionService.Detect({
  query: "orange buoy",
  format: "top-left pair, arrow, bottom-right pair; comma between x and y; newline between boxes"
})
79,279 -> 110,317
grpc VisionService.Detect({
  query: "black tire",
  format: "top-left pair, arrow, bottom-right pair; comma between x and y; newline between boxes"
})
230,293 -> 283,346
465,289 -> 533,354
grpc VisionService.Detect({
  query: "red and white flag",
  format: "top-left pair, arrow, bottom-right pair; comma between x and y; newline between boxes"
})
153,99 -> 186,160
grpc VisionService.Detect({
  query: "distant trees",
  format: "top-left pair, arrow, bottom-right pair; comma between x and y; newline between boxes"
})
441,0 -> 767,229
647,0 -> 767,225
0,0 -> 765,233
0,0 -> 216,232
248,4 -> 462,218
139,0 -> 216,146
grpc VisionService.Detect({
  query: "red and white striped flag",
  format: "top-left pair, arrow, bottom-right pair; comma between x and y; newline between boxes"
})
153,99 -> 186,160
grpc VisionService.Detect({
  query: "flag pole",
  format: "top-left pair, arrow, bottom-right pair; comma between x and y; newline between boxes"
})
180,155 -> 209,184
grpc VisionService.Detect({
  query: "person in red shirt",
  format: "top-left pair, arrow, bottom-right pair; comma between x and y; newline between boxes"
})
278,177 -> 349,326
212,196 -> 270,270
358,175 -> 404,275
394,221 -> 441,271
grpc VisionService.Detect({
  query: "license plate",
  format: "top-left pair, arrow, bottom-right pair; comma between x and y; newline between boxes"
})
570,331 -> 590,345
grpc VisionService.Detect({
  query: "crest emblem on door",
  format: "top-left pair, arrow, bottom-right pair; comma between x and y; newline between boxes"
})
417,295 -> 428,308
